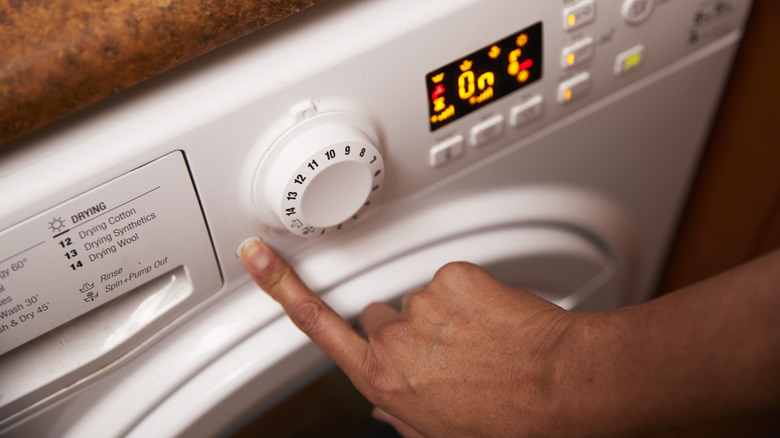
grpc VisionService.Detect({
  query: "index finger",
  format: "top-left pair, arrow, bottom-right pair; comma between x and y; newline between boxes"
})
239,238 -> 369,377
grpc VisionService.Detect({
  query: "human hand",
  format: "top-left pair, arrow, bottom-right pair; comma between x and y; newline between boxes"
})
240,238 -> 582,438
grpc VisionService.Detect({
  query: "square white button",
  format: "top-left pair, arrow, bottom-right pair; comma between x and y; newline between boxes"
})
429,135 -> 465,168
615,44 -> 646,75
562,37 -> 595,70
557,72 -> 592,104
510,95 -> 544,128
470,115 -> 505,147
563,0 -> 596,31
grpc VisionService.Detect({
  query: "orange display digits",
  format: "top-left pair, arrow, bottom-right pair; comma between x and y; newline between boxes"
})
508,49 -> 522,76
469,72 -> 495,104
458,70 -> 476,100
426,22 -> 542,130
478,72 -> 495,90
457,60 -> 477,100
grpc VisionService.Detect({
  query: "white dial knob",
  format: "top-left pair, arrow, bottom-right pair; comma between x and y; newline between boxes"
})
254,112 -> 385,237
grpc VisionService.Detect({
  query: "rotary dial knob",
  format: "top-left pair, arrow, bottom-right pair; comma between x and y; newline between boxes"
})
254,112 -> 385,237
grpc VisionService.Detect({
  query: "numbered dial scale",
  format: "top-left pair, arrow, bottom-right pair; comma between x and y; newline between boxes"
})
253,111 -> 385,237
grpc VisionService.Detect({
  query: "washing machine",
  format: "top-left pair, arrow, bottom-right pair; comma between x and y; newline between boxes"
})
0,0 -> 753,436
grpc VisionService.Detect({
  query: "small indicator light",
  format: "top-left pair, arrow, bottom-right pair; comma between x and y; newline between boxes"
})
433,97 -> 446,111
516,34 -> 529,47
623,52 -> 642,72
517,70 -> 530,83
563,88 -> 573,101
518,59 -> 533,70
566,52 -> 576,66
488,45 -> 501,59
615,45 -> 646,76
568,13 -> 576,28
432,84 -> 445,100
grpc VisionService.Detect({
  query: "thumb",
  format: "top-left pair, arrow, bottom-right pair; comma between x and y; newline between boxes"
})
373,407 -> 426,438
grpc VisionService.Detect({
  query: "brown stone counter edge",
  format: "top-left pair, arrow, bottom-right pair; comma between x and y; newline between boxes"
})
0,0 -> 323,146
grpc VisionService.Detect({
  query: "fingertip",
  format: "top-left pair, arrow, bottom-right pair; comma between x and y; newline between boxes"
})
239,237 -> 273,275
238,237 -> 295,304
239,237 -> 294,302
236,236 -> 263,259
372,407 -> 425,438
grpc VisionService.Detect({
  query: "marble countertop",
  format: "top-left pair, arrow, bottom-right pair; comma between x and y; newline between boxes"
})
0,0 -> 322,145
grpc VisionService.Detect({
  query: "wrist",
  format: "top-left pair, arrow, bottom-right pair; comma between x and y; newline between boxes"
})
547,310 -> 630,438
519,309 -> 596,438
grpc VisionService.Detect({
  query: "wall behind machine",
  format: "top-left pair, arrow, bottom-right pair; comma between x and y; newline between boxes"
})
661,0 -> 780,292
656,2 -> 780,437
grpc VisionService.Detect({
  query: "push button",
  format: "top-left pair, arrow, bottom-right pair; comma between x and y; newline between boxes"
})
563,0 -> 596,32
561,37 -> 595,70
510,95 -> 544,128
622,0 -> 654,24
429,135 -> 465,168
614,44 -> 646,75
470,115 -> 505,147
558,72 -> 591,104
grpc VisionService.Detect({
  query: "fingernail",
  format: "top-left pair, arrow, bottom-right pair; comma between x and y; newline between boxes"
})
237,237 -> 270,271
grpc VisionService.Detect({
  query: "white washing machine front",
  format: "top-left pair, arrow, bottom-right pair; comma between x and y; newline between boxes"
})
0,0 -> 754,436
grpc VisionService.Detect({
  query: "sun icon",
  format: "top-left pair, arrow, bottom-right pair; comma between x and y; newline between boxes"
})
48,217 -> 67,233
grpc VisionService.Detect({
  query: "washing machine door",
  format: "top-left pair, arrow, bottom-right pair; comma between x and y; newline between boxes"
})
325,224 -> 619,315
126,224 -> 621,438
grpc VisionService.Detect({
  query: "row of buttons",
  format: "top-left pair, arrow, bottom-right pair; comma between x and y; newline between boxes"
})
429,95 -> 544,168
563,0 -> 655,31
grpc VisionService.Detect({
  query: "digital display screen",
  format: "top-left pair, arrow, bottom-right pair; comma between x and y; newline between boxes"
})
426,22 -> 543,131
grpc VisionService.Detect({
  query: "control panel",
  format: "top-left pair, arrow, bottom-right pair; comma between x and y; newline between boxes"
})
240,0 -> 750,243
416,0 -> 746,174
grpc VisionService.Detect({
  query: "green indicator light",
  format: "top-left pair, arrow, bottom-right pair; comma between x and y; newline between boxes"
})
623,52 -> 642,71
